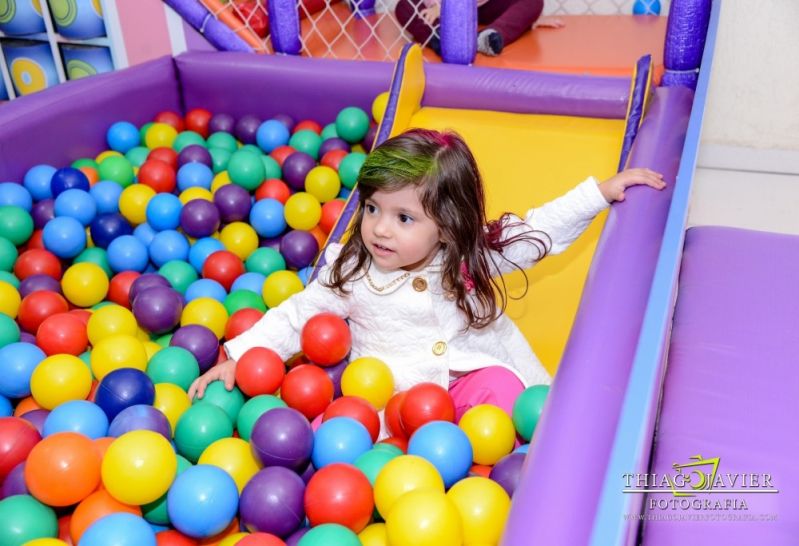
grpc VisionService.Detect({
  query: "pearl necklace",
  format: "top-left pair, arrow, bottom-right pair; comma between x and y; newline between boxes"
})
365,270 -> 410,292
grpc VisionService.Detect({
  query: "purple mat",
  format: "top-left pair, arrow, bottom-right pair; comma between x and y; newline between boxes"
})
642,226 -> 799,545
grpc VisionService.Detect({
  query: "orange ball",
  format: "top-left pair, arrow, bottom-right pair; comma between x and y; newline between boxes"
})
70,489 -> 142,543
25,432 -> 101,506
156,529 -> 199,545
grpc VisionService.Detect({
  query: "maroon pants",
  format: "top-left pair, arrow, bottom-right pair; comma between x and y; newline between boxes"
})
395,0 -> 544,47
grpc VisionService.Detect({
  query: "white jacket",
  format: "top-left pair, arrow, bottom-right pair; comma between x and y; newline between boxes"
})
224,178 -> 609,392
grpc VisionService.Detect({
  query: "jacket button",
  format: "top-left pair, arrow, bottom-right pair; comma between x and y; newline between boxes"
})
412,277 -> 427,292
432,341 -> 447,356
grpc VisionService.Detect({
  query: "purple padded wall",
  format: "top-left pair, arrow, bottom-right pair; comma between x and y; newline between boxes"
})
642,226 -> 799,545
0,56 -> 181,182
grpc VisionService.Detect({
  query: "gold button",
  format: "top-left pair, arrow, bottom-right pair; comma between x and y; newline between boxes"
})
412,277 -> 427,292
432,341 -> 447,356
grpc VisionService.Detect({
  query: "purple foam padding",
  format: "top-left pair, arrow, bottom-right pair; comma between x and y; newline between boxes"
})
0,56 -> 181,182
267,0 -> 302,55
641,226 -> 799,545
663,0 -> 711,89
164,0 -> 254,53
440,0 -> 477,65
618,54 -> 652,172
502,85 -> 694,546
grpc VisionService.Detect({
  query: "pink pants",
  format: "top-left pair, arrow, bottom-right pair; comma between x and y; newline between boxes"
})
449,366 -> 524,422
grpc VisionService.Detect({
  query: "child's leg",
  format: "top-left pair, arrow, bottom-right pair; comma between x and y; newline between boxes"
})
477,0 -> 544,53
395,0 -> 439,48
449,366 -> 525,422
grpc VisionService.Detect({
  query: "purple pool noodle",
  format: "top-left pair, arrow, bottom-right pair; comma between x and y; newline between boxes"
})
128,273 -> 172,306
240,466 -> 306,537
19,274 -> 61,298
108,404 -> 172,439
318,137 -> 350,157
250,407 -> 314,472
162,0 -> 254,52
441,0 -> 477,65
273,114 -> 295,132
350,0 -> 376,18
663,0 -> 711,89
209,113 -> 236,134
285,527 -> 310,546
180,198 -> 221,238
281,152 -> 316,191
132,286 -> 184,334
266,0 -> 301,55
20,409 -> 50,435
235,115 -> 262,145
323,359 -> 348,399
31,198 -> 55,229
1,463 -> 28,499
489,452 -> 526,497
170,324 -> 220,372
178,144 -> 213,168
213,184 -> 251,224
279,230 -> 318,269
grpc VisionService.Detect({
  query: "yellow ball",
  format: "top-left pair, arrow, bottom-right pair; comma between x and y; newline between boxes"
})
101,430 -> 177,505
181,297 -> 229,339
262,270 -> 304,309
385,489 -> 463,546
145,122 -> 178,149
305,166 -> 341,203
23,539 -> 70,546
447,476 -> 510,546
374,455 -> 444,519
284,192 -> 322,231
219,221 -> 258,260
87,304 -> 138,345
458,404 -> 516,466
153,382 -> 191,436
341,357 -> 394,410
352,144 -> 366,154
61,262 -> 109,308
144,341 -> 163,360
30,354 -> 92,410
136,326 -> 151,342
96,149 -> 123,163
0,280 -> 21,318
198,437 -> 262,493
90,334 -> 148,380
179,187 -> 214,205
119,183 -> 156,226
372,91 -> 390,124
359,522 -> 388,546
217,533 -> 250,546
211,171 -> 232,193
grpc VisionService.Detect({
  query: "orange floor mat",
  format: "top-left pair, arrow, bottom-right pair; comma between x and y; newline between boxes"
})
301,5 -> 667,79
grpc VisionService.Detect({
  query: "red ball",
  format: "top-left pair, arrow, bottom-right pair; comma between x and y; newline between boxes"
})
202,250 -> 245,291
269,145 -> 296,167
280,364 -> 334,420
68,309 -> 92,327
378,436 -> 407,453
235,347 -> 286,397
57,514 -> 73,544
148,147 -> 179,171
24,229 -> 45,250
293,120 -> 322,134
18,290 -> 69,333
154,111 -> 185,132
399,382 -> 455,436
36,313 -> 88,356
319,199 -> 346,235
237,533 -> 286,546
322,396 -> 380,443
184,108 -> 213,138
255,179 -> 291,204
138,159 -> 177,194
304,463 -> 374,533
320,149 -> 348,171
14,248 -> 62,280
108,271 -> 141,309
156,529 -> 199,545
225,307 -> 264,340
0,417 -> 41,482
384,390 -> 407,440
300,312 -> 351,366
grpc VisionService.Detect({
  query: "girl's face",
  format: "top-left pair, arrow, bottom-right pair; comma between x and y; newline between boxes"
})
361,186 -> 442,272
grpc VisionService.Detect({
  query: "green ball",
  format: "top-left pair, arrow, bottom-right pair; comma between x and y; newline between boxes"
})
261,155 -> 282,180
209,147 -> 232,174
194,381 -> 245,424
72,157 -> 98,170
240,144 -> 262,156
155,333 -> 173,347
512,384 -> 550,441
0,494 -> 58,544
173,131 -> 206,152
0,313 -> 20,348
335,106 -> 370,144
78,350 -> 93,374
236,394 -> 287,441
74,247 -> 112,278
224,289 -> 267,315
125,146 -> 151,167
159,260 -> 198,294
0,271 -> 19,288
289,130 -> 323,159
298,524 -> 361,546
141,454 -> 192,524
140,122 -> 155,143
321,123 -> 338,140
90,301 -> 114,311
372,442 -> 404,457
207,132 -> 238,153
0,237 -> 18,272
146,346 -> 200,391
98,155 -> 135,187
0,206 -> 33,246
175,402 -> 233,462
355,448 -> 399,485
228,150 -> 266,191
338,152 -> 367,189
245,247 -> 286,277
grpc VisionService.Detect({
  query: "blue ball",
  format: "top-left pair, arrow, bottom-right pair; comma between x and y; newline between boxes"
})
149,230 -> 190,267
133,222 -> 158,247
95,368 -> 155,422
43,399 -> 109,439
188,237 -> 225,272
297,266 -> 312,286
107,121 -> 141,153
23,164 -> 56,201
230,271 -> 266,294
80,513 -> 156,546
0,182 -> 33,211
312,417 -> 373,468
55,188 -> 97,226
90,212 -> 133,249
0,394 -> 10,417
167,465 -> 239,538
90,180 -> 123,214
107,234 -> 149,273
256,119 -> 291,153
42,216 -> 86,258
513,443 -> 530,454
146,193 -> 183,232
176,163 -> 213,192
249,198 -> 286,238
185,278 -> 227,303
407,420 -> 473,488
50,167 -> 90,197
0,342 -> 46,399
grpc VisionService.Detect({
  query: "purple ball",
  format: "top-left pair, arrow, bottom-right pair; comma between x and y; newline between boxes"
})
178,144 -> 213,169
259,236 -> 282,251
285,527 -> 310,546
209,113 -> 235,134
19,274 -> 61,298
19,332 -> 36,344
180,198 -> 221,239
235,115 -> 262,145
489,452 -> 526,497
282,152 -> 316,191
250,407 -> 313,472
299,461 -> 316,484
128,273 -> 172,306
31,198 -> 55,229
318,137 -> 350,158
1,463 -> 28,499
213,184 -> 252,224
20,409 -> 50,435
273,114 -> 295,132
108,404 -> 172,439
323,359 -> 348,399
170,324 -> 220,372
132,286 -> 184,334
279,230 -> 319,270
240,466 -> 306,538
364,124 -> 379,152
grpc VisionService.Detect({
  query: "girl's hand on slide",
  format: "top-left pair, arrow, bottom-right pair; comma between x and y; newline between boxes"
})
187,359 -> 237,400
421,4 -> 441,25
599,168 -> 666,203
533,16 -> 565,29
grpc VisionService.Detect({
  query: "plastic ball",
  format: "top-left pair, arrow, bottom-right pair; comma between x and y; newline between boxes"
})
228,150 -> 266,191
133,286 -> 184,334
79,513 -> 156,546
159,260 -> 198,294
139,159 -> 177,194
119,184 -> 157,226
179,198 -> 220,238
174,132 -> 207,154
0,343 -> 45,400
279,230 -> 319,269
106,235 -> 148,273
372,454 -> 444,518
512,384 -> 549,441
372,92 -> 390,124
30,199 -> 55,230
30,354 -> 92,410
147,193 -> 183,231
249,406 -> 313,471
192,380 -> 245,424
107,121 -> 140,153
319,199 -> 345,234
235,115 -> 262,144
220,221 -> 258,260
209,114 -> 235,135
224,289 -> 266,315
0,182 -> 32,211
340,357 -> 394,411
186,108 -> 213,137
177,162 -> 214,192
354,447 -> 399,488
0,280 -> 20,318
288,130 -> 322,159
189,237 -> 225,272
311,416 -> 372,469
198,437 -> 261,493
170,324 -> 219,372
281,152 -> 316,191
146,347 -> 200,392
257,120 -> 291,153
447,476 -> 510,545
15,249 -> 61,281
24,164 -> 56,201
304,463 -> 373,533
36,312 -> 88,356
42,215 -> 86,258
25,431 -> 100,506
300,313 -> 351,366
108,403 -> 171,439
70,489 -> 143,544
61,262 -> 108,307
320,149 -> 348,171
261,270 -> 301,308
304,166 -> 340,203
235,347 -> 285,397
335,107 -> 370,144
323,396 -> 379,443
90,212 -> 134,249
214,183 -> 252,224
249,198 -> 286,238
149,230 -> 190,267
284,192 -> 321,231
54,188 -> 96,226
94,366 -> 155,421
338,153 -> 366,189
174,402 -> 233,463
280,364 -> 333,421
145,123 -> 179,149
43,399 -> 108,439
152,382 -> 192,435
0,494 -> 57,545
385,488 -> 462,546
0,417 -> 42,482
240,466 -> 306,538
407,421 -> 472,488
488,452 -> 525,498
400,382 -> 455,436
102,429 -> 177,505
181,296 -> 228,339
51,167 -> 90,197
236,395 -> 286,442
17,291 -> 67,334
185,278 -> 226,303
98,155 -> 135,187
458,404 -> 516,465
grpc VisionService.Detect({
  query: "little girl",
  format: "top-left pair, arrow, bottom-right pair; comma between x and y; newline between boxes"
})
189,129 -> 664,421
